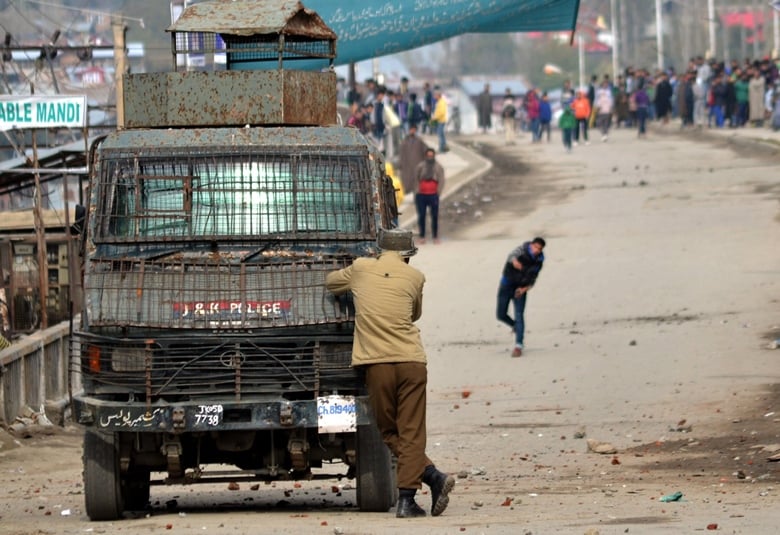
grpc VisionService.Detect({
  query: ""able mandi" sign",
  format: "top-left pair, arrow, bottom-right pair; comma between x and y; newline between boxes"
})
0,95 -> 87,131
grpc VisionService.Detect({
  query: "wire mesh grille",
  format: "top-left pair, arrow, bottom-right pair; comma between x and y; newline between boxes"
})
173,32 -> 335,65
94,150 -> 374,243
85,256 -> 353,329
75,336 -> 356,398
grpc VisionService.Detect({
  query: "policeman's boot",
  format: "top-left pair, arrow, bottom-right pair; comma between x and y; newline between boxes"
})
395,489 -> 426,518
423,465 -> 456,516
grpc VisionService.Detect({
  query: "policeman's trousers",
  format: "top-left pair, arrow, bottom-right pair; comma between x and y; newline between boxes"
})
364,362 -> 432,489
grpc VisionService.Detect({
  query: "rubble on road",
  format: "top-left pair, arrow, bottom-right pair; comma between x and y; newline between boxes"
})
6,405 -> 56,438
0,427 -> 22,451
587,439 -> 617,454
669,418 -> 693,433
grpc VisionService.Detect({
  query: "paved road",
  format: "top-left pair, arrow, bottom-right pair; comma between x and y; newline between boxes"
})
1,124 -> 778,534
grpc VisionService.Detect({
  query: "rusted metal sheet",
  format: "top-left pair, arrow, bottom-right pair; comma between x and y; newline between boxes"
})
124,70 -> 336,128
99,125 -> 370,151
167,0 -> 336,40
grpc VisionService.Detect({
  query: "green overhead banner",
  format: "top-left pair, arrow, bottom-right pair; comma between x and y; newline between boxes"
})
0,95 -> 87,131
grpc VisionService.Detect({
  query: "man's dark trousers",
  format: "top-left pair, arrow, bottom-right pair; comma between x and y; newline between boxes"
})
415,193 -> 439,239
496,284 -> 528,348
364,362 -> 431,489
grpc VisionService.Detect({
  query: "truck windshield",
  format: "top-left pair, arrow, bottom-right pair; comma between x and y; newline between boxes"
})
95,152 -> 373,241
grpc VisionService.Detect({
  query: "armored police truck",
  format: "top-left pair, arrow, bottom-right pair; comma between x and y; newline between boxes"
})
72,0 -> 399,520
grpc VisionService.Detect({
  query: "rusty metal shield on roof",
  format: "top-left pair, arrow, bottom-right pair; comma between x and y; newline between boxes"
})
167,0 -> 337,39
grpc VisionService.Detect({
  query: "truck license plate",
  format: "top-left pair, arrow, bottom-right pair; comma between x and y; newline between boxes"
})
317,395 -> 356,433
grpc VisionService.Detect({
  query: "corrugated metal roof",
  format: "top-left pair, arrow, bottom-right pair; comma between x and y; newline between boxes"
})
0,138 -> 91,195
167,0 -> 337,39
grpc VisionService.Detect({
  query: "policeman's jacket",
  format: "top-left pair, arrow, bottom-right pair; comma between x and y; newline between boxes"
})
325,251 -> 427,366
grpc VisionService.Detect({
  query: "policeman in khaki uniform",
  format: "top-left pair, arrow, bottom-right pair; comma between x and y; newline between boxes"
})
325,228 -> 454,518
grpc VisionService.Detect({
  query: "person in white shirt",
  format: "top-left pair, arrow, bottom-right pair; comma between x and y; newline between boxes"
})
594,81 -> 614,141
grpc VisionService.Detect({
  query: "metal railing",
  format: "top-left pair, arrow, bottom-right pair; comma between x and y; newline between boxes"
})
0,319 -> 78,425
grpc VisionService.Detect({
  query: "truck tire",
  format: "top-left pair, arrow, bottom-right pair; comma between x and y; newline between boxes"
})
83,430 -> 124,520
355,424 -> 396,512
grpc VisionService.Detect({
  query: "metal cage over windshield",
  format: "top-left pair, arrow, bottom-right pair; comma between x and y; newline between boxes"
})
93,148 -> 374,243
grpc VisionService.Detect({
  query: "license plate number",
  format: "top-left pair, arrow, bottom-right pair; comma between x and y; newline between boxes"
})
317,395 -> 356,433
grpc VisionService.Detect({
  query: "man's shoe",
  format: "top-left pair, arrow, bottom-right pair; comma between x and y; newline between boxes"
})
511,347 -> 522,358
429,472 -> 455,516
396,496 -> 427,518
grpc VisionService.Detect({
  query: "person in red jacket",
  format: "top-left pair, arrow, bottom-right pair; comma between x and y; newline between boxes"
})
414,148 -> 445,244
571,90 -> 591,145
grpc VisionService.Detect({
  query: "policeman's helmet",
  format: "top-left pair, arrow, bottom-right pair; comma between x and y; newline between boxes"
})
377,228 -> 418,257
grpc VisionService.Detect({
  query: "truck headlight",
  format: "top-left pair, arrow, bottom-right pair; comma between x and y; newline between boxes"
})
111,347 -> 147,372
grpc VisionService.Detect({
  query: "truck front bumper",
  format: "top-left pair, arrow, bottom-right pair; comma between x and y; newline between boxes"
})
72,395 -> 373,433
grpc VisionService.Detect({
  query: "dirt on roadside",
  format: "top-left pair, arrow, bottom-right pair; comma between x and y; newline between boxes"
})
437,141 -> 539,239
624,383 -> 780,483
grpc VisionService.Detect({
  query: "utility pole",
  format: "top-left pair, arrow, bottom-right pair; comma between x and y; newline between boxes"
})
708,0 -> 716,59
611,0 -> 619,80
740,11 -> 747,60
655,0 -> 664,70
619,0 -> 630,74
43,30 -> 61,94
113,21 -> 128,129
30,84 -> 49,330
722,8 -> 730,63
774,3 -> 780,59
681,1 -> 693,66
578,33 -> 585,90
1,33 -> 12,94
752,0 -> 760,59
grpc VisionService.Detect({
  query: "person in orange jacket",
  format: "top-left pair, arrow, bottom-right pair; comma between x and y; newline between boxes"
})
571,90 -> 591,145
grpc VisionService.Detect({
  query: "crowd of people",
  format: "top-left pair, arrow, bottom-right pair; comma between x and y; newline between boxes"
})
587,56 -> 780,133
344,77 -> 452,158
341,54 -> 780,236
484,55 -> 780,152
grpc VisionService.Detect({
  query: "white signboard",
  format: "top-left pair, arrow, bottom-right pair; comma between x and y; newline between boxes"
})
0,95 -> 87,131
